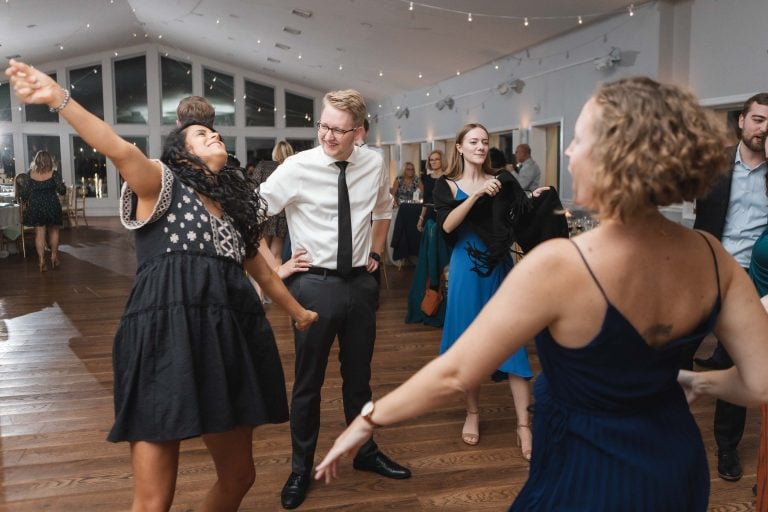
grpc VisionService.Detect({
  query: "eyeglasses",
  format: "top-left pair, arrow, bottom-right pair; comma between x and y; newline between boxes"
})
316,122 -> 357,137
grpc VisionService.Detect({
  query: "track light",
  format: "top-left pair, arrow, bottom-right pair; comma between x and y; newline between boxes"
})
435,96 -> 455,111
395,108 -> 410,119
497,78 -> 526,95
593,47 -> 622,70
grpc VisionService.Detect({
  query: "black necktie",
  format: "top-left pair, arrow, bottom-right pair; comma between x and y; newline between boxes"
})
335,161 -> 353,276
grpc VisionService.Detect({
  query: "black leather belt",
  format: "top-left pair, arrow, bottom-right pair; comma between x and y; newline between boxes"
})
305,266 -> 367,278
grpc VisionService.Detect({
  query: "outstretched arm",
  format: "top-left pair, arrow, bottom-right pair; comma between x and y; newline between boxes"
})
315,239 -> 569,482
244,251 -> 318,330
6,59 -> 161,205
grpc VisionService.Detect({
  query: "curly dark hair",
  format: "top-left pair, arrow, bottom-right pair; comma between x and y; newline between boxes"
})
161,122 -> 267,259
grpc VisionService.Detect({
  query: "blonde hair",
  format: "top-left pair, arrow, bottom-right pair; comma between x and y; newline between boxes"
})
30,150 -> 54,174
444,123 -> 494,180
427,150 -> 446,172
323,89 -> 367,128
589,76 -> 730,220
272,140 -> 294,164
402,161 -> 416,177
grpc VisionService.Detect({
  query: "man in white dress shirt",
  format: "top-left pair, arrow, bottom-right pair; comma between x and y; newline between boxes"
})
261,89 -> 411,510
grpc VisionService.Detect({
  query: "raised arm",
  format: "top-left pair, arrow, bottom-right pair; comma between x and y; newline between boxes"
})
6,60 -> 161,203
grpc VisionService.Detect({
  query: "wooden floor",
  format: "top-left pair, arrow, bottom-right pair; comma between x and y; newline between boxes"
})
0,217 -> 760,511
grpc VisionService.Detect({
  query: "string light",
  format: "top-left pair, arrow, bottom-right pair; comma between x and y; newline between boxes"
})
456,70 -> 461,75
400,1 -> 643,25
418,72 -> 423,79
338,64 -> 343,70
379,70 -> 383,77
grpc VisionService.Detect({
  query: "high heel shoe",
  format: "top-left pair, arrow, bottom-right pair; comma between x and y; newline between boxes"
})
38,258 -> 48,273
462,409 -> 480,446
50,256 -> 60,270
517,424 -> 533,462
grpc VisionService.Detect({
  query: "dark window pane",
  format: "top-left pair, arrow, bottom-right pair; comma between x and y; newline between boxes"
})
114,56 -> 147,124
0,80 -> 11,122
1,134 -> 15,178
245,80 -> 275,126
246,138 -> 276,167
203,68 -> 234,126
69,64 -> 104,120
285,91 -> 314,128
286,139 -> 315,153
161,56 -> 192,125
73,136 -> 107,198
26,135 -> 62,172
25,73 -> 59,122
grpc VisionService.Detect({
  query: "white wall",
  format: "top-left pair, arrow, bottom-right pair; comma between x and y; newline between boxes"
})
370,0 -> 767,208
1,43 -> 324,216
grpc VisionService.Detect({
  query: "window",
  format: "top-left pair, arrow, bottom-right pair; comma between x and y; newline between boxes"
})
203,68 -> 234,126
0,80 -> 11,122
73,136 -> 107,198
26,135 -> 62,172
285,91 -> 314,127
246,138 -> 276,166
161,56 -> 193,125
69,64 -> 104,120
0,135 -> 14,178
220,136 -> 239,166
286,139 -> 315,153
114,56 -> 147,124
24,72 -> 59,122
245,80 -> 275,126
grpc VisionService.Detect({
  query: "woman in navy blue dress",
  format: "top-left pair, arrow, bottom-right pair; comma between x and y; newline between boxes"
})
8,59 -> 318,512
316,77 -> 768,511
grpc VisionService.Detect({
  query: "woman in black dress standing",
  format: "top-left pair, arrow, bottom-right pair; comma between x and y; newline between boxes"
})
20,150 -> 65,271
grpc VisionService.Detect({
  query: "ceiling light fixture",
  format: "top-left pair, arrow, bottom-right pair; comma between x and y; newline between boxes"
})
497,78 -> 526,95
435,96 -> 455,111
283,26 -> 301,35
395,108 -> 409,119
292,8 -> 313,19
275,42 -> 291,50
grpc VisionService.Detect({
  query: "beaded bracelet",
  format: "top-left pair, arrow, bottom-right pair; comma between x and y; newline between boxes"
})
49,88 -> 71,113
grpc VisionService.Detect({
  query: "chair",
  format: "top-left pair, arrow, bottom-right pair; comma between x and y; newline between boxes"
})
68,185 -> 88,226
13,174 -> 34,258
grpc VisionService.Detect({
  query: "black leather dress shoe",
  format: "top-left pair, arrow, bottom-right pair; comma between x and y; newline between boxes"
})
281,472 -> 310,509
693,356 -> 728,370
353,452 -> 412,479
717,450 -> 742,481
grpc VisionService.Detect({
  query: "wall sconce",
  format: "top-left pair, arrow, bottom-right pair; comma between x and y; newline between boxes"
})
435,96 -> 455,111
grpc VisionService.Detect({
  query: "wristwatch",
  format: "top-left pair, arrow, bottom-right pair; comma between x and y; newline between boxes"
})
369,251 -> 381,262
360,400 -> 381,427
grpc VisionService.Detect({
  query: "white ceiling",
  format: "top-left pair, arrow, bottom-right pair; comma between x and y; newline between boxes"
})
1,0 -> 645,102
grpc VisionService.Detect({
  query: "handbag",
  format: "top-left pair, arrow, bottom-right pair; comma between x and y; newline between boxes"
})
420,275 -> 443,316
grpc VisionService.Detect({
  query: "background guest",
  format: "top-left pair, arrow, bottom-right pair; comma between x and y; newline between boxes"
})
19,150 -> 65,272
514,143 -> 541,191
417,150 -> 445,232
254,140 -> 294,264
692,92 -> 768,482
390,161 -> 423,205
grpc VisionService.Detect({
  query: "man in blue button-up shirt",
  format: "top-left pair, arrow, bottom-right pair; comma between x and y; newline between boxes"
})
694,92 -> 768,483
